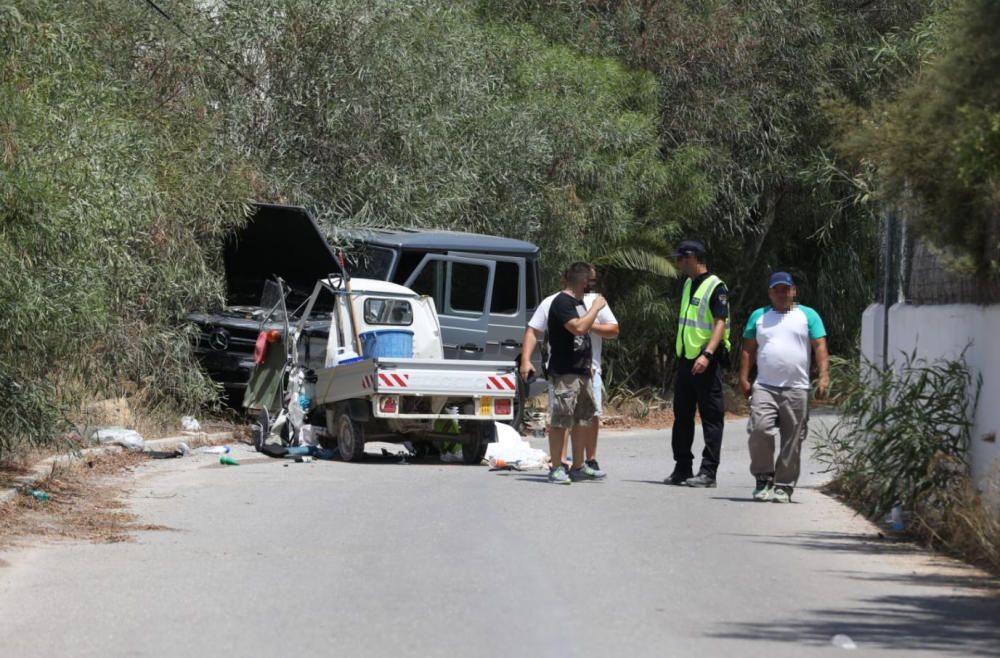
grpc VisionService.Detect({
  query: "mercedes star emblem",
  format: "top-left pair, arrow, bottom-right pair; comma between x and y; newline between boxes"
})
209,328 -> 230,351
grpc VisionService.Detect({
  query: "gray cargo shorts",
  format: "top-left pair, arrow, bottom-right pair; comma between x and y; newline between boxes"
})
548,373 -> 597,429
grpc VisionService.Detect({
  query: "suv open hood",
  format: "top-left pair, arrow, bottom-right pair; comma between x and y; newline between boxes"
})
224,203 -> 342,305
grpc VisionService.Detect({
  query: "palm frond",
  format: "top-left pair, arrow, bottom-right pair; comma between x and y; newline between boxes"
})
595,247 -> 678,278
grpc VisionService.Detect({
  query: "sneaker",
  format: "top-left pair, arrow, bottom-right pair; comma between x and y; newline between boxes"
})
772,486 -> 793,503
684,472 -> 717,488
752,479 -> 774,502
548,464 -> 572,485
569,464 -> 605,482
664,468 -> 694,485
584,459 -> 607,478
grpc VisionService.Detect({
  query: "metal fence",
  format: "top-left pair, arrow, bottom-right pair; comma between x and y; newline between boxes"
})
878,210 -> 1000,306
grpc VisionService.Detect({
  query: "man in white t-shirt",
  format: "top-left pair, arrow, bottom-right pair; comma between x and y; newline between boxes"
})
520,265 -> 619,477
739,271 -> 829,503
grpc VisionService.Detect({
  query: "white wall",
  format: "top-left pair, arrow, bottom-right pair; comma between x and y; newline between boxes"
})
861,303 -> 1000,493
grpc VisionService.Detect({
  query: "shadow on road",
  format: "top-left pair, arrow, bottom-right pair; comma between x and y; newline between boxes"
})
711,531 -> 1000,655
734,530 -> 922,556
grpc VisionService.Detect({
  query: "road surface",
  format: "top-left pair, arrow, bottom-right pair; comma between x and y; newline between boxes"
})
2,415 -> 999,657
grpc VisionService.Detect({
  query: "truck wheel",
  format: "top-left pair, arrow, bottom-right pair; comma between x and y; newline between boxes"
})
336,411 -> 366,462
464,421 -> 496,465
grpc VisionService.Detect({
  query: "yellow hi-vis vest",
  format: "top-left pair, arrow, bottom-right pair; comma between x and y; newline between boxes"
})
676,274 -> 731,359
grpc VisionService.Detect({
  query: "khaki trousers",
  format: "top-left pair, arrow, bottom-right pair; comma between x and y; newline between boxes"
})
747,384 -> 810,487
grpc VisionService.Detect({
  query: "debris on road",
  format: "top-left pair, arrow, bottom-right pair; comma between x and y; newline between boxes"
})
180,416 -> 201,432
25,489 -> 49,502
91,427 -> 145,451
831,634 -> 857,650
484,422 -> 549,470
219,456 -> 240,466
197,445 -> 231,455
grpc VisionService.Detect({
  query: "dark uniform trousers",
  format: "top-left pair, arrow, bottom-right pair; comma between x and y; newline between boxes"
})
671,356 -> 725,476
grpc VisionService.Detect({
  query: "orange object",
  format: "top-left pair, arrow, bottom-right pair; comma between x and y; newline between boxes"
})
266,329 -> 281,343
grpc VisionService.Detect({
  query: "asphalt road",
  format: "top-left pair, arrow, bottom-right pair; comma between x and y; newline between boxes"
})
2,415 -> 999,657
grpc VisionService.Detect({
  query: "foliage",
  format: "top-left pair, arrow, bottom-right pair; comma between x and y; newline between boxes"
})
816,351 -> 980,522
818,350 -> 1000,573
203,1 -> 704,287
479,0 -> 938,364
835,0 -> 1000,275
1,0 -> 950,458
1,1 -> 252,458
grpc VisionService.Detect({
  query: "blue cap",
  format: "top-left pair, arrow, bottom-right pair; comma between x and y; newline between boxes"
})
768,271 -> 794,288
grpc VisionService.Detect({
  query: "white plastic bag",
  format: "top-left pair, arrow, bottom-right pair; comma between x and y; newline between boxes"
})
93,427 -> 145,451
484,422 -> 548,467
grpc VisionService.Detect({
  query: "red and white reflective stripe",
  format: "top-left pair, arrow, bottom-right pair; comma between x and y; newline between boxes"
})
486,375 -> 516,391
377,373 -> 410,388
361,375 -> 373,389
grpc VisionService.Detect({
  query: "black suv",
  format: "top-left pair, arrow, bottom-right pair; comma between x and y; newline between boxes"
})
188,204 -> 544,409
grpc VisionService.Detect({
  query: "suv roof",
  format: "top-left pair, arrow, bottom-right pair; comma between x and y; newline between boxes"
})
347,228 -> 539,256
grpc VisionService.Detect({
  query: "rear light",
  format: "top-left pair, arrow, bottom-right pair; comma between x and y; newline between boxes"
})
266,329 -> 281,343
379,396 -> 399,414
494,398 -> 512,416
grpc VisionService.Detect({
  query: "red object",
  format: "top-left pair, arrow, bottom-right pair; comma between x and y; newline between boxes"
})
379,396 -> 398,414
494,398 -> 512,416
253,331 -> 268,365
266,329 -> 281,343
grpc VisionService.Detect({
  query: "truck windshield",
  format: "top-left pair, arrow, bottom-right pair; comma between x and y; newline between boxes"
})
345,243 -> 394,280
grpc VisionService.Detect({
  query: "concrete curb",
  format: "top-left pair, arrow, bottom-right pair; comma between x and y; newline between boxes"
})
0,430 -> 235,507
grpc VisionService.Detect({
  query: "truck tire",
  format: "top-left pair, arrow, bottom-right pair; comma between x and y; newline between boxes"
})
335,411 -> 366,462
464,421 -> 496,465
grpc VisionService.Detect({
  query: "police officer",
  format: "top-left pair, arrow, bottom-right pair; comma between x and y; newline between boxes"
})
664,239 -> 731,488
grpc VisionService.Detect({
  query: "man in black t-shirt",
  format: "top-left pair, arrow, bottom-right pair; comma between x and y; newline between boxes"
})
537,262 -> 606,484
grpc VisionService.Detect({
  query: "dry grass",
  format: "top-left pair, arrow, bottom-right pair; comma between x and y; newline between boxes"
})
0,451 -> 172,549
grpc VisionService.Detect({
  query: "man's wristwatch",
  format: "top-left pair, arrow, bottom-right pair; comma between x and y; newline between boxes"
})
701,349 -> 714,361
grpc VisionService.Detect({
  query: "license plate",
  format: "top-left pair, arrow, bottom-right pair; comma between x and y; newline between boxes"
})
479,396 -> 492,416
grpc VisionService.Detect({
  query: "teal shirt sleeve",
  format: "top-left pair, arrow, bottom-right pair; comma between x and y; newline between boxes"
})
743,307 -> 765,340
800,305 -> 827,340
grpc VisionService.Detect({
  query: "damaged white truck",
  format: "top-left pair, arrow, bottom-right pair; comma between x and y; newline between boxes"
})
245,273 -> 518,464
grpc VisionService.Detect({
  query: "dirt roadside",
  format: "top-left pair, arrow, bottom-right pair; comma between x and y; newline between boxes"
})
0,451 -> 166,549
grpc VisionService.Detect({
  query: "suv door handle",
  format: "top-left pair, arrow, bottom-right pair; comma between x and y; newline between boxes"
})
459,343 -> 484,353
500,339 -> 521,349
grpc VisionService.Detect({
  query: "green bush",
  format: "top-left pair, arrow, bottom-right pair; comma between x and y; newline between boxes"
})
817,351 -> 981,522
1,2 -> 252,458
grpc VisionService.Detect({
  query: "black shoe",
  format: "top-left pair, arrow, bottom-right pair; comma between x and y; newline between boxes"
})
664,469 -> 694,485
684,473 -> 717,488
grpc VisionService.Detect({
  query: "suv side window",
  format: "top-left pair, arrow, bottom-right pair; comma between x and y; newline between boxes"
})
392,250 -> 426,286
409,260 -> 445,314
447,262 -> 491,315
490,261 -> 520,315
